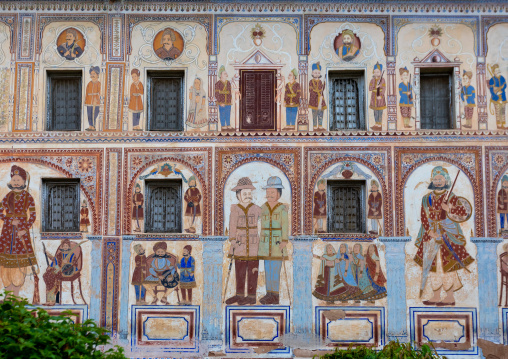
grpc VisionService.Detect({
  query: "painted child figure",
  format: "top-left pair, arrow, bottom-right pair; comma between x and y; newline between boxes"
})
398,67 -> 413,128
313,179 -> 327,234
283,69 -> 301,131
79,200 -> 90,232
497,175 -> 508,235
129,69 -> 144,131
85,66 -> 101,131
367,180 -> 382,235
177,245 -> 196,305
461,70 -> 475,129
131,244 -> 147,305
369,62 -> 386,131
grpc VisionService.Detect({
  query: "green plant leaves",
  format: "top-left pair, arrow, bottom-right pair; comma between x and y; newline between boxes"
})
318,341 -> 447,359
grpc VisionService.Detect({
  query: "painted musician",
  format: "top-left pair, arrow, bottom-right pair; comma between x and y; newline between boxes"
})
414,166 -> 474,306
0,165 -> 37,298
144,241 -> 177,305
226,177 -> 262,305
43,239 -> 83,306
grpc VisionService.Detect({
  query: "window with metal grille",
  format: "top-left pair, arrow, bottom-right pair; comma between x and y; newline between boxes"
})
145,180 -> 182,233
420,69 -> 454,129
42,179 -> 80,232
329,72 -> 365,130
147,71 -> 184,131
46,71 -> 82,131
327,180 -> 366,233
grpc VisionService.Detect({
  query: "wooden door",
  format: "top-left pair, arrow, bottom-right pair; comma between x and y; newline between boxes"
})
240,70 -> 276,131
420,73 -> 452,129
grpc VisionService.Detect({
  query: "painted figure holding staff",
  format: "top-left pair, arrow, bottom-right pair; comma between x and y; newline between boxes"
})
414,166 -> 474,306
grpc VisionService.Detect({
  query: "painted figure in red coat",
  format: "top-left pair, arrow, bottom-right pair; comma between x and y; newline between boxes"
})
184,176 -> 201,234
131,244 -> 147,304
497,175 -> 508,235
313,179 -> 326,234
414,166 -> 474,306
132,183 -> 144,233
80,200 -> 90,232
367,180 -> 382,235
0,165 -> 37,298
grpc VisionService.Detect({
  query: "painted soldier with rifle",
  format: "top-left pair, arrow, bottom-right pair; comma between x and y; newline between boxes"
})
57,28 -> 83,60
0,165 -> 39,303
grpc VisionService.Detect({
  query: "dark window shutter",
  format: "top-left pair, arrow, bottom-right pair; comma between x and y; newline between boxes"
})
327,181 -> 365,233
240,70 -> 276,131
145,180 -> 182,233
420,73 -> 452,129
148,74 -> 183,131
330,73 -> 364,130
43,180 -> 80,232
48,73 -> 82,131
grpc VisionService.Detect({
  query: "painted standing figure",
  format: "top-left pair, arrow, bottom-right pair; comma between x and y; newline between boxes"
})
186,77 -> 207,128
178,245 -> 196,305
184,176 -> 201,234
226,177 -> 262,305
367,180 -> 382,235
131,244 -> 147,305
259,176 -> 289,305
128,69 -> 144,131
497,175 -> 508,235
364,244 -> 387,301
414,166 -> 474,306
489,64 -> 507,129
0,165 -> 37,298
309,62 -> 327,131
350,243 -> 375,301
283,69 -> 301,131
369,62 -> 386,131
57,28 -> 83,60
43,239 -> 83,306
461,70 -> 475,129
79,200 -> 90,232
336,243 -> 362,300
215,66 -> 233,130
85,66 -> 101,131
132,183 -> 144,233
398,67 -> 413,128
313,179 -> 327,234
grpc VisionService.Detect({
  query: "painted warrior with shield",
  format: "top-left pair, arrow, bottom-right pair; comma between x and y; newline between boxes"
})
415,166 -> 474,306
0,165 -> 38,301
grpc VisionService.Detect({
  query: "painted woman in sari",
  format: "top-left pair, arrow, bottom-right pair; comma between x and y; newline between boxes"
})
365,244 -> 387,301
312,244 -> 350,302
414,166 -> 474,306
336,243 -> 361,301
350,243 -> 375,301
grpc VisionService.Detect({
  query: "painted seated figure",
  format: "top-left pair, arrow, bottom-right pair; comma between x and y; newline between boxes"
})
143,241 -> 179,305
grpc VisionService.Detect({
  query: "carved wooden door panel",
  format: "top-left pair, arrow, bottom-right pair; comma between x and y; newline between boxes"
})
240,70 -> 276,131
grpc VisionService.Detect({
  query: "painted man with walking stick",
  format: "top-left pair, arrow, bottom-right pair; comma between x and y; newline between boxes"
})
414,166 -> 474,306
225,177 -> 262,305
258,176 -> 290,305
0,165 -> 38,300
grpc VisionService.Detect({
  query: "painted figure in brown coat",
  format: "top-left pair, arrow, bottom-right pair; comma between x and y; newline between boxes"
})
132,183 -> 144,233
131,244 -> 147,304
184,176 -> 201,234
367,180 -> 382,235
225,177 -> 262,305
369,62 -> 386,131
498,175 -> 508,234
313,179 -> 326,234
80,200 -> 90,232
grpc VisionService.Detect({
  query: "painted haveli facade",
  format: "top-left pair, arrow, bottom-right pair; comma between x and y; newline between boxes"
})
2,0 -> 508,357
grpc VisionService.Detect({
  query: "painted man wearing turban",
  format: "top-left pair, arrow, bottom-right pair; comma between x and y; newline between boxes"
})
0,165 -> 37,297
497,174 -> 508,235
283,69 -> 301,131
144,241 -> 178,305
415,166 -> 474,306
214,65 -> 233,130
336,29 -> 360,62
85,66 -> 101,131
155,28 -> 182,61
57,28 -> 83,60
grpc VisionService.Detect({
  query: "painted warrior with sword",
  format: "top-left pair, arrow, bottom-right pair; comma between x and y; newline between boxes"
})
57,28 -> 84,60
0,165 -> 38,301
184,176 -> 201,234
414,166 -> 474,306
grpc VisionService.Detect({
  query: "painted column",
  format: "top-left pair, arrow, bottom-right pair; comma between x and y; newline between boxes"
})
291,235 -> 316,334
476,58 -> 488,130
202,236 -> 226,341
88,235 -> 103,324
380,236 -> 411,342
298,56 -> 309,131
118,235 -> 135,339
386,57 -> 397,130
208,56 -> 218,131
471,237 -> 502,342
